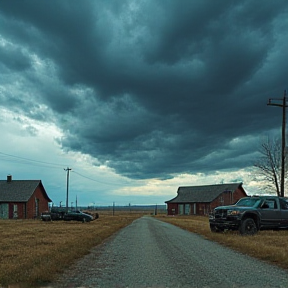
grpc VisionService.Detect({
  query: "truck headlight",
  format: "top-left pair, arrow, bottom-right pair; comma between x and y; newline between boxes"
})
227,210 -> 241,216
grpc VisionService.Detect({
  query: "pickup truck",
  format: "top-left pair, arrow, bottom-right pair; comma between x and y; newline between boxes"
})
209,196 -> 288,235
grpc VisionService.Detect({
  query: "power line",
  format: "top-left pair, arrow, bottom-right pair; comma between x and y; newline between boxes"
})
0,151 -> 65,168
0,150 -> 131,186
72,170 -> 130,186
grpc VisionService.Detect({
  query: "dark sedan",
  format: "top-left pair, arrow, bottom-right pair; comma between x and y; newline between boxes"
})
63,210 -> 94,222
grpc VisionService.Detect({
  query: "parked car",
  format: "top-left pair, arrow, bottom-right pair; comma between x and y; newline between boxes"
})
41,208 -> 94,222
41,209 -> 66,221
209,196 -> 288,235
41,211 -> 52,221
63,210 -> 94,222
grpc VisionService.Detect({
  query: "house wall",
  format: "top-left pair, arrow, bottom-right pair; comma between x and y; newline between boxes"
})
197,203 -> 210,215
167,203 -> 178,215
3,185 -> 50,219
25,185 -> 50,219
233,187 -> 247,202
8,202 -> 25,219
209,188 -> 246,211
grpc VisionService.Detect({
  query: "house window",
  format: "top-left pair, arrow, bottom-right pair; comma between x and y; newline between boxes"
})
203,205 -> 208,215
13,204 -> 18,219
35,198 -> 39,218
190,203 -> 197,215
23,203 -> 26,219
184,204 -> 190,215
178,204 -> 184,215
219,196 -> 224,205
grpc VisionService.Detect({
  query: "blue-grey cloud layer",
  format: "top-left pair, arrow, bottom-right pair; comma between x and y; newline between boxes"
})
0,0 -> 287,179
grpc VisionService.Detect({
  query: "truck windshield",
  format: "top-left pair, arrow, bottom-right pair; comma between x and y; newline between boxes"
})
236,198 -> 261,207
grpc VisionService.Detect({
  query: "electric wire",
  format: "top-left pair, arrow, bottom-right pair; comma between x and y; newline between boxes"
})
0,151 -> 64,168
72,170 -> 128,186
0,151 -> 131,186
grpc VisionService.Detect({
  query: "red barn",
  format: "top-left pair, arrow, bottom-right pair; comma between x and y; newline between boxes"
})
0,175 -> 52,219
166,183 -> 247,216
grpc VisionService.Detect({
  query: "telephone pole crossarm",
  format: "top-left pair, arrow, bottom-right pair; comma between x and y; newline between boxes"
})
267,98 -> 288,108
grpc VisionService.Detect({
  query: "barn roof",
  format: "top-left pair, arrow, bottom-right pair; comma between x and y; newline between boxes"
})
166,183 -> 244,203
0,179 -> 52,202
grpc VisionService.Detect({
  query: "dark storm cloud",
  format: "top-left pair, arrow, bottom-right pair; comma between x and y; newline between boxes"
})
0,0 -> 287,179
0,45 -> 30,71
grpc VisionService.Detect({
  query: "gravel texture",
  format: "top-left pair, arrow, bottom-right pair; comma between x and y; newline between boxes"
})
49,216 -> 288,288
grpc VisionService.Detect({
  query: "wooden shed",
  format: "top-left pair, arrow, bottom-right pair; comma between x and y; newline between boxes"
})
166,183 -> 247,216
0,175 -> 52,219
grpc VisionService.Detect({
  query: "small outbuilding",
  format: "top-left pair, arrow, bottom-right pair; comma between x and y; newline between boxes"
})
0,175 -> 52,219
166,182 -> 247,216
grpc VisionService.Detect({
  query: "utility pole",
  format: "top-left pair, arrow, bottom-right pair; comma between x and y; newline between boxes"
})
267,90 -> 287,197
64,167 -> 72,212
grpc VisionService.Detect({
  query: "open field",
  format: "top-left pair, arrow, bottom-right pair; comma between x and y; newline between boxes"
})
157,215 -> 288,271
0,212 -> 144,287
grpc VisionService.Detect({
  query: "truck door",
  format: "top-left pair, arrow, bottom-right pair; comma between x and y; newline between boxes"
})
279,198 -> 288,227
260,198 -> 281,228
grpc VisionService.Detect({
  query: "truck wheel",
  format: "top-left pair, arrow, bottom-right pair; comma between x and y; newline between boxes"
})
239,218 -> 257,235
210,224 -> 223,233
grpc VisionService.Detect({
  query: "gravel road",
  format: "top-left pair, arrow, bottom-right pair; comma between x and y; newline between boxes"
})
50,216 -> 288,288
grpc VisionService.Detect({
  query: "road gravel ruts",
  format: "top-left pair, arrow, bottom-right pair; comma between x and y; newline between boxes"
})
49,216 -> 288,288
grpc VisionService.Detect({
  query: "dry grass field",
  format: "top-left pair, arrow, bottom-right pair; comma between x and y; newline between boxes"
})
0,212 -> 143,288
157,215 -> 288,271
2,213 -> 288,287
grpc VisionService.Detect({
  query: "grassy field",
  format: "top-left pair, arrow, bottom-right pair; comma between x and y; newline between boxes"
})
0,212 -> 143,288
1,213 -> 288,287
157,215 -> 288,271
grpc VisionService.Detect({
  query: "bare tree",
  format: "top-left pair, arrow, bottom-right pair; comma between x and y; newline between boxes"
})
254,137 -> 286,196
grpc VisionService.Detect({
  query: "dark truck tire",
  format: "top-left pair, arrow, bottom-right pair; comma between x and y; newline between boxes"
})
239,218 -> 258,235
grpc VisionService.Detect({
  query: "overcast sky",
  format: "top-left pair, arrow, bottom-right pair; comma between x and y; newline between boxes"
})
0,1 -> 287,206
